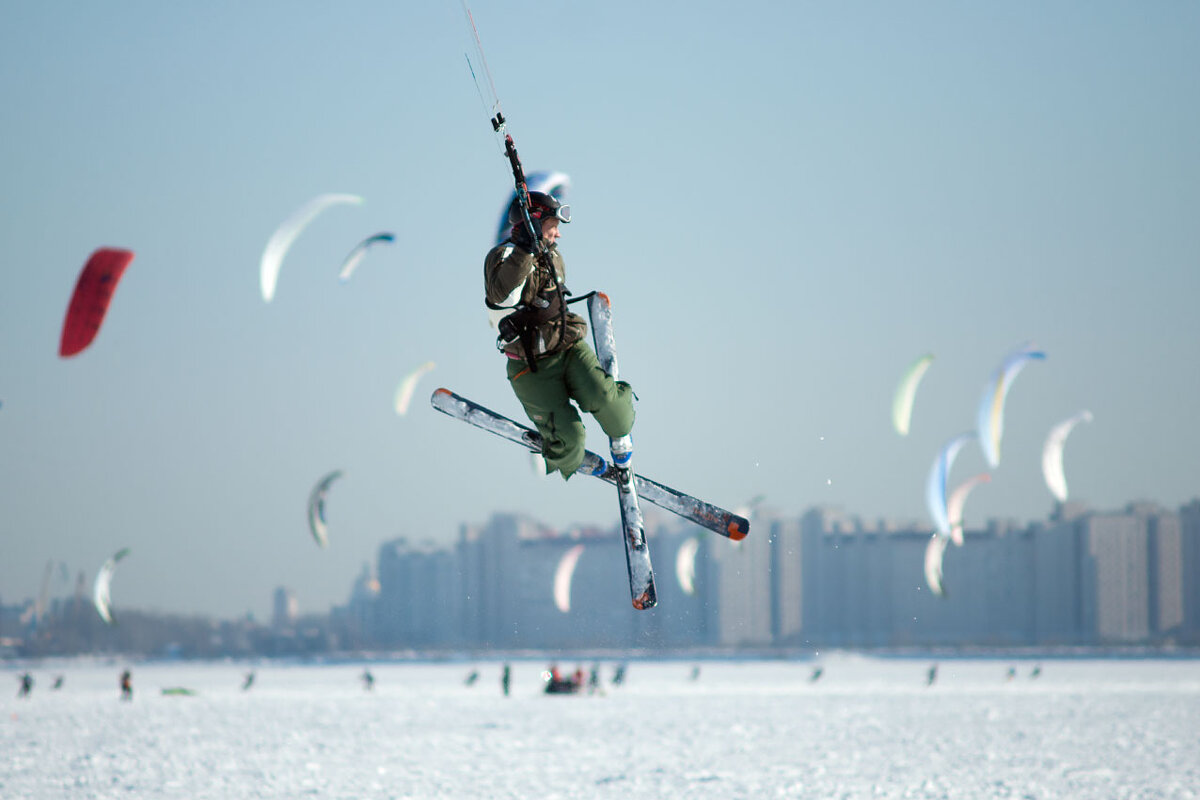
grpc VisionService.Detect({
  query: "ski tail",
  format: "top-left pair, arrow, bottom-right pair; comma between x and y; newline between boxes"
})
585,292 -> 657,610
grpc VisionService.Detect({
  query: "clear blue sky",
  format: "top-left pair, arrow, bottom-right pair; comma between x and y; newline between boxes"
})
3,2 -> 1197,619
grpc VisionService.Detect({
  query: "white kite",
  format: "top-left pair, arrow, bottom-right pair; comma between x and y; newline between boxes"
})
530,452 -> 547,478
394,362 -> 437,416
260,193 -> 363,302
892,353 -> 934,436
93,547 -> 131,624
946,472 -> 991,546
675,537 -> 701,596
1042,410 -> 1093,502
553,544 -> 585,613
923,534 -> 948,597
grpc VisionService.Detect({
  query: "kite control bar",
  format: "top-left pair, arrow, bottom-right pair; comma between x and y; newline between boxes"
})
491,113 -> 547,260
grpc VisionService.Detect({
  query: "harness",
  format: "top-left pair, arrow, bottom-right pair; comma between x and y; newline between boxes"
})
487,245 -> 570,372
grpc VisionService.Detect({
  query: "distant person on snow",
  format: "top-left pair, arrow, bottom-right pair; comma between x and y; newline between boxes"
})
120,669 -> 133,701
484,192 -> 635,479
18,673 -> 33,698
588,665 -> 602,694
612,664 -> 627,686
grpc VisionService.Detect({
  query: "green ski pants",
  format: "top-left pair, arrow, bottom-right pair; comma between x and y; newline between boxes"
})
505,341 -> 635,479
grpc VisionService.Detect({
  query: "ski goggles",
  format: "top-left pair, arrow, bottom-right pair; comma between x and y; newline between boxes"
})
541,203 -> 571,224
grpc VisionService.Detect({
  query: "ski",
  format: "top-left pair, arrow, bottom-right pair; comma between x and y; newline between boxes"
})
430,388 -> 750,542
586,292 -> 655,609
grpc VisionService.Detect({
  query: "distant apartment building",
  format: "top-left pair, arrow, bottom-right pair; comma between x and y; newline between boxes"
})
1084,506 -> 1153,642
375,537 -> 458,647
271,587 -> 298,630
1032,502 -> 1186,645
1181,501 -> 1200,640
707,515 -> 772,647
356,500 -> 1199,652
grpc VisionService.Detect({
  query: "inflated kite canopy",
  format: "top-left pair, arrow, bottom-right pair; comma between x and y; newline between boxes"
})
93,547 -> 131,624
892,353 -> 934,436
1042,410 -> 1093,503
394,362 -> 436,416
925,432 -> 976,538
260,193 -> 363,302
946,472 -> 991,547
338,233 -> 395,283
553,543 -> 585,614
976,342 -> 1046,468
924,533 -> 948,598
675,537 -> 701,597
59,248 -> 134,357
495,171 -> 570,244
307,470 -> 343,548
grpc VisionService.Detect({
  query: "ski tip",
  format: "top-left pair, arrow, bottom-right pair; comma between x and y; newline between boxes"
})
631,589 -> 656,611
430,387 -> 454,409
727,517 -> 750,541
595,291 -> 611,306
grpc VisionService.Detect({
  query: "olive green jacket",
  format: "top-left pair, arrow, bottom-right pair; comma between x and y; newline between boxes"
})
484,241 -> 587,360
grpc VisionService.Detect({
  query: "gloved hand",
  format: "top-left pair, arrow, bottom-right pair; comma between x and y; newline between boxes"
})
510,219 -> 536,251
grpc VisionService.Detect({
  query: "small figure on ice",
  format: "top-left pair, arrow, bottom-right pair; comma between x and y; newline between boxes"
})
120,669 -> 133,701
485,191 -> 635,480
588,664 -> 604,695
543,664 -> 582,695
612,664 -> 627,686
17,672 -> 33,698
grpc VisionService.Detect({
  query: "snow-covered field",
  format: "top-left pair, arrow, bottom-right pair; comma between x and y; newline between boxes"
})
3,654 -> 1198,799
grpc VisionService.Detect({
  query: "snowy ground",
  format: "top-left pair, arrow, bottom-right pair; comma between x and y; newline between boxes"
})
3,654 -> 1198,799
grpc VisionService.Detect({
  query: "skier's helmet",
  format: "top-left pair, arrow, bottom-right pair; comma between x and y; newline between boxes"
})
507,191 -> 571,229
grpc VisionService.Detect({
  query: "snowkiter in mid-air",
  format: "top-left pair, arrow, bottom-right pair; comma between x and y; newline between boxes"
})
484,192 -> 635,479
